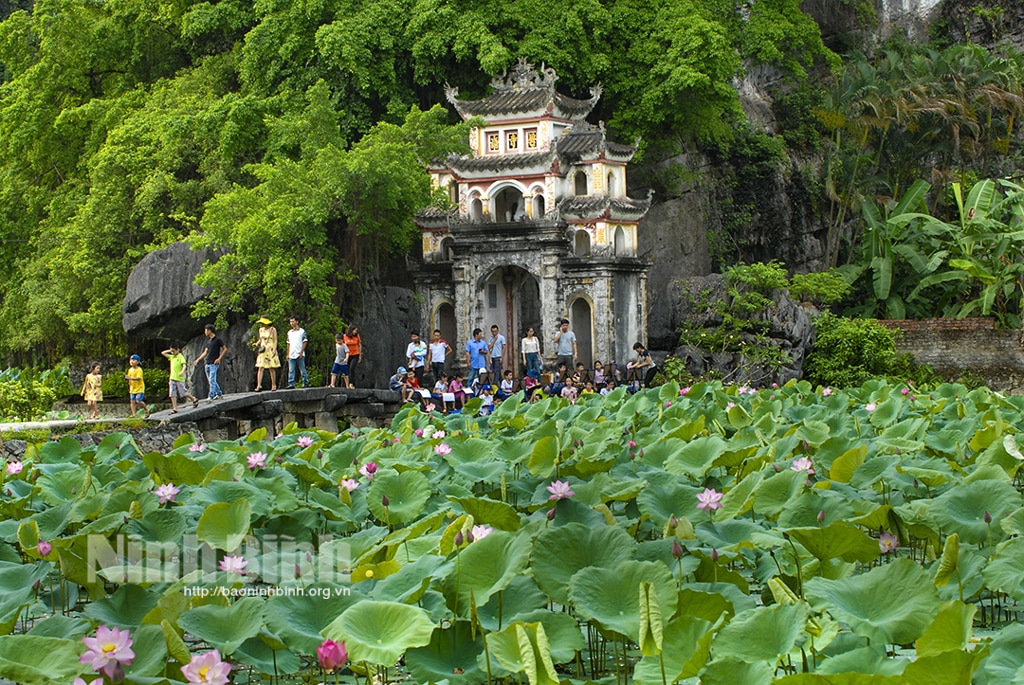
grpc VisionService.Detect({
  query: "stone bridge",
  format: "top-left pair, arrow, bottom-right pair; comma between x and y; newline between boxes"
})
149,387 -> 404,440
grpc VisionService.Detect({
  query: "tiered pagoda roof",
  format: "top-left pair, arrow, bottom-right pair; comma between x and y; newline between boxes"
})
445,59 -> 601,121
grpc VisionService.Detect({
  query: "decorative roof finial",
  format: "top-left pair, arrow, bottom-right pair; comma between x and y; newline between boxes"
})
491,58 -> 558,92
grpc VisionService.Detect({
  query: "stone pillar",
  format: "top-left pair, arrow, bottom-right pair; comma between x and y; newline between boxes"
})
539,253 -> 562,369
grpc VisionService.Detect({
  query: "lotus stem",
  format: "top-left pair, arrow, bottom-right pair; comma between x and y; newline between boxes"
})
659,649 -> 668,685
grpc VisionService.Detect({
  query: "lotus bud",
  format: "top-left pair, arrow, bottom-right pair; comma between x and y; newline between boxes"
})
782,532 -> 790,541
773,463 -> 781,472
295,564 -> 302,578
913,479 -> 918,488
668,515 -> 678,532
985,511 -> 992,524
547,508 -> 556,521
710,548 -> 719,562
817,509 -> 825,523
36,541 -> 51,556
317,449 -> 323,459
454,531 -> 464,546
638,449 -> 644,458
104,661 -> 126,683
671,539 -> 684,560
381,495 -> 389,507
32,579 -> 41,591
466,529 -> 474,543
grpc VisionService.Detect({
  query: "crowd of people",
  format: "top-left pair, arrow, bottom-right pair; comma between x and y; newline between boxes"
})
388,319 -> 659,414
76,315 -> 657,418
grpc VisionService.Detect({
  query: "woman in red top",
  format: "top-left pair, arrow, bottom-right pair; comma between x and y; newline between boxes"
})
343,325 -> 362,387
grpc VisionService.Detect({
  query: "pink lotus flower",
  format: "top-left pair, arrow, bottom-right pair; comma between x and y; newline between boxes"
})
822,387 -> 833,397
432,430 -> 446,439
664,401 -> 672,408
471,525 -> 493,541
6,461 -> 22,475
680,387 -> 690,396
80,625 -> 135,675
219,555 -> 248,574
696,488 -> 723,511
628,440 -> 637,448
864,402 -> 877,412
339,478 -> 358,492
317,639 -> 347,672
359,462 -> 378,481
74,678 -> 103,685
296,435 -> 314,448
182,649 -> 232,685
546,479 -> 575,500
425,403 -> 436,412
726,402 -> 735,409
247,451 -> 267,469
434,443 -> 452,456
154,483 -> 180,504
414,428 -> 424,437
879,531 -> 899,554
189,443 -> 205,452
790,457 -> 815,475
37,540 -> 52,556
901,387 -> 909,396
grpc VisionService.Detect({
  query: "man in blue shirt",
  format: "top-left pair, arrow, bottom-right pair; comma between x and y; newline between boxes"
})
488,324 -> 507,378
464,328 -> 489,387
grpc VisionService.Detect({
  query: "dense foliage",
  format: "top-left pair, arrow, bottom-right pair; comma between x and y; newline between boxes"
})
3,382 -> 1024,682
0,365 -> 73,420
0,0 -> 836,359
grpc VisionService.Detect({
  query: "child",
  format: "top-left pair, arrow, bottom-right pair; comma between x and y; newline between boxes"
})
600,378 -> 616,396
125,354 -> 147,417
330,333 -> 351,388
523,370 -> 541,402
389,366 -> 407,393
433,374 -> 449,411
448,375 -> 467,410
573,361 -> 586,385
401,370 -> 421,403
560,378 -> 578,404
593,360 -> 607,388
161,345 -> 198,413
81,363 -> 103,419
581,380 -> 596,395
498,369 -> 515,400
479,385 -> 495,414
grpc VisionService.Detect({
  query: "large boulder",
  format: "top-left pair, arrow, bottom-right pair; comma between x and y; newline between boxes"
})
668,274 -> 815,386
122,241 -> 221,340
348,285 -> 423,389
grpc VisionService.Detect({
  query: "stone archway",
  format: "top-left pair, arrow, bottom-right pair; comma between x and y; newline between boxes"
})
434,301 -> 457,359
570,297 -> 594,367
480,266 -> 541,375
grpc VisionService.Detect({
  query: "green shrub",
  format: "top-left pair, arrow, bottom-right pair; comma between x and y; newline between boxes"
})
0,365 -> 74,420
790,270 -> 850,306
804,312 -> 935,388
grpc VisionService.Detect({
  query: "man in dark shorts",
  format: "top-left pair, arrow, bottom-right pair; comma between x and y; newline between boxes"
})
193,324 -> 228,401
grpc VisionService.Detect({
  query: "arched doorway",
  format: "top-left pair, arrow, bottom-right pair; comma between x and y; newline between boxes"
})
573,230 -> 590,257
470,197 -> 483,221
574,171 -> 588,195
494,187 -> 525,222
480,266 -> 541,375
570,297 -> 594,367
532,194 -> 545,219
614,226 -> 627,256
434,302 -> 457,369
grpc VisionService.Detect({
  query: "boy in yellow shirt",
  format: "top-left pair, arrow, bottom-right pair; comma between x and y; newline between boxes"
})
125,354 -> 147,417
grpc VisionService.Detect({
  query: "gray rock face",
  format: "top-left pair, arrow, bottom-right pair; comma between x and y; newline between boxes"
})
668,274 -> 815,386
122,241 -> 221,339
184,321 -> 255,398
349,285 -> 423,389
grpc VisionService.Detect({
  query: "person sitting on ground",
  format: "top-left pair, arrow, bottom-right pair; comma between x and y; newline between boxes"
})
593,360 -> 607,389
600,378 -> 617,396
523,369 -> 541,402
389,366 -> 407,393
432,374 -> 452,413
581,380 -> 596,396
448,374 -> 467,410
401,369 -> 421,404
560,378 -> 578,404
547,362 -> 568,396
498,369 -> 515,400
479,385 -> 495,415
573,361 -> 586,385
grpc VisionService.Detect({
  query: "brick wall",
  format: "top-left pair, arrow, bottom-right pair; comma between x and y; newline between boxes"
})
879,318 -> 1024,389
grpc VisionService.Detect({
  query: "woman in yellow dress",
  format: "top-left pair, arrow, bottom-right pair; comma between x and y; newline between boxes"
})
254,317 -> 280,391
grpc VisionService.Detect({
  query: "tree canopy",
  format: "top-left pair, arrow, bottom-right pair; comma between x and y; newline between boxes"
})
0,0 -> 837,360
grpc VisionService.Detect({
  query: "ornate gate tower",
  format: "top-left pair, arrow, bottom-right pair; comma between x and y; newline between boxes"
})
415,59 -> 651,372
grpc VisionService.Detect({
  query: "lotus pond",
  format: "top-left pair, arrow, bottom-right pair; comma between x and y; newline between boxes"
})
2,379 -> 1024,684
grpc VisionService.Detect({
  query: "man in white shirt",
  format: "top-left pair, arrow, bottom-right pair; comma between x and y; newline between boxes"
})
427,329 -> 451,383
488,324 -> 507,378
286,316 -> 308,388
406,332 -> 428,384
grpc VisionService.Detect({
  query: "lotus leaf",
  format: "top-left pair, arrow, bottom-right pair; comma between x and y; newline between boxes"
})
664,435 -> 727,478
176,596 -> 265,654
367,468 -> 431,525
568,559 -> 676,641
322,600 -> 435,665
0,635 -> 89,684
633,614 -> 714,684
264,585 -> 365,655
447,529 -> 532,613
405,621 -> 487,685
930,479 -> 1021,544
981,537 -> 1024,601
82,583 -> 160,629
450,496 -> 520,531
233,636 -> 302,675
712,601 -> 809,663
699,657 -> 775,684
530,522 -> 635,604
804,558 -> 941,645
784,521 -> 881,563
510,608 -> 585,664
484,621 -> 559,685
196,499 -> 252,551
916,600 -> 976,657
982,621 -> 1024,684
476,575 -> 547,632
